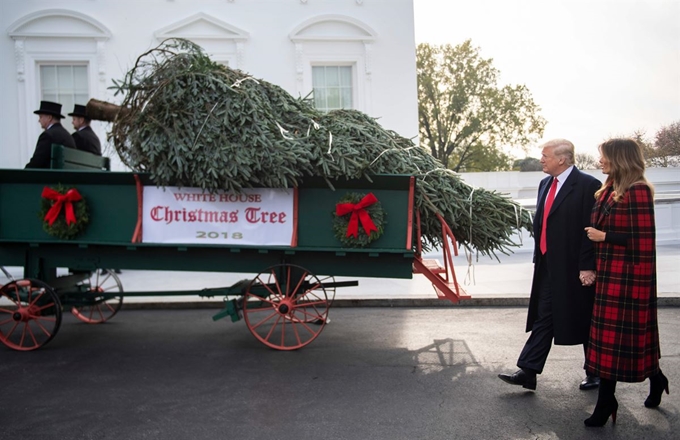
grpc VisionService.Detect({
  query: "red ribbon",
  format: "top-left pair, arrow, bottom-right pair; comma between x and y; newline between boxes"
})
335,193 -> 379,238
42,187 -> 82,226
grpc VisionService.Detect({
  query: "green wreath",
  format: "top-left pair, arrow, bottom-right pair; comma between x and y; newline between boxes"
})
333,192 -> 386,247
39,185 -> 90,240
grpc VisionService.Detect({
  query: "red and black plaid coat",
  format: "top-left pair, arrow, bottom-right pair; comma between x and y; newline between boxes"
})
585,182 -> 660,382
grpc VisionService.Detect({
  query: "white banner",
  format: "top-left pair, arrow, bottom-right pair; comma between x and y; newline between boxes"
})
142,187 -> 296,246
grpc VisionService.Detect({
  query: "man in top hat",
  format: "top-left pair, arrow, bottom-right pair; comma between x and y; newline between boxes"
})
69,104 -> 102,156
25,100 -> 77,168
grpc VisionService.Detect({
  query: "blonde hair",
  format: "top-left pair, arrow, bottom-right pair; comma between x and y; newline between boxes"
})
542,139 -> 575,165
595,138 -> 654,202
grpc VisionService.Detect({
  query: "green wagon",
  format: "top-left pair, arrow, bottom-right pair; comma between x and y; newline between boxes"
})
0,167 -> 468,351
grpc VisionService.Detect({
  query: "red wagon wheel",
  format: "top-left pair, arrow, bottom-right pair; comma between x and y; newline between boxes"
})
0,279 -> 62,351
71,269 -> 124,324
243,264 -> 330,350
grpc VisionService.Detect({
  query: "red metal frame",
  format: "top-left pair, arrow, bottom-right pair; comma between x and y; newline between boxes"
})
412,209 -> 470,303
291,187 -> 299,247
131,174 -> 143,243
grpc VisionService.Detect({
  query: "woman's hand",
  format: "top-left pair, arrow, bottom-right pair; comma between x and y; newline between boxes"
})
584,226 -> 606,243
579,270 -> 596,286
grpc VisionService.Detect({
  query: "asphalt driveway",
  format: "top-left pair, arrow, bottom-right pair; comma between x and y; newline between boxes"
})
1,307 -> 678,440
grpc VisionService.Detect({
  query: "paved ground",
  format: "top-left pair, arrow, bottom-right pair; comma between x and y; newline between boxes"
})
1,307 -> 678,440
1,244 -> 678,439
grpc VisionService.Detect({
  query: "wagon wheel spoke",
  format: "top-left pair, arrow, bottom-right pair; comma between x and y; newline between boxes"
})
243,264 -> 330,351
290,304 -> 326,323
27,290 -> 47,308
288,268 -> 309,298
0,279 -> 62,351
288,282 -> 330,325
22,323 -> 39,348
70,269 -> 124,324
252,275 -> 282,300
250,309 -> 282,331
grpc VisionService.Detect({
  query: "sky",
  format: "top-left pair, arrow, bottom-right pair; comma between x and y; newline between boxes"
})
412,0 -> 680,159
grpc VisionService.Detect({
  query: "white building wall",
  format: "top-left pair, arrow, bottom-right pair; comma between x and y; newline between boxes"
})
1,0 -> 418,169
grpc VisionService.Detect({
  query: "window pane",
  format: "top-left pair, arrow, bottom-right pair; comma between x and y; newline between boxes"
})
74,65 -> 88,86
313,88 -> 326,109
57,66 -> 74,92
326,67 -> 339,87
312,66 -> 325,87
327,88 -> 340,109
40,63 -> 89,114
341,88 -> 352,108
339,66 -> 352,87
311,65 -> 353,113
41,66 -> 57,91
75,93 -> 89,106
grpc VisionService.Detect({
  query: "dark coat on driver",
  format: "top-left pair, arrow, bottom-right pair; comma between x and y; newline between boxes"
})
25,122 -> 76,169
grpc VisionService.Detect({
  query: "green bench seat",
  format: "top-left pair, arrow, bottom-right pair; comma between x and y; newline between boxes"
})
50,144 -> 110,171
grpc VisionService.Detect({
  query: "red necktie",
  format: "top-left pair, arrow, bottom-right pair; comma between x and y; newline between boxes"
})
540,177 -> 558,254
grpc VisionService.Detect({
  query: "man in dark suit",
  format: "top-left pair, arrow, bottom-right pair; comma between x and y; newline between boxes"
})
25,101 -> 77,168
69,104 -> 102,156
498,139 -> 601,391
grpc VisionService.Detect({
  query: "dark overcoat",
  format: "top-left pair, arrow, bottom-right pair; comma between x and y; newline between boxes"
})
526,167 -> 600,345
72,126 -> 102,156
585,183 -> 660,382
25,122 -> 77,169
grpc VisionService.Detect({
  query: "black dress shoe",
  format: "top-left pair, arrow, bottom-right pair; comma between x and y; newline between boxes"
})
498,369 -> 537,390
580,375 -> 600,391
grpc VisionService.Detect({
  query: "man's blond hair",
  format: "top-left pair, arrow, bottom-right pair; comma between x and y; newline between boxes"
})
541,139 -> 575,165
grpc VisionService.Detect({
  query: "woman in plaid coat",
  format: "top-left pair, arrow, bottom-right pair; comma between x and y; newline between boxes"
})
583,138 -> 668,427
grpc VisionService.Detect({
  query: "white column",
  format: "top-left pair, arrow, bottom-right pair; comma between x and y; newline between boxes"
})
14,38 -> 29,165
295,42 -> 305,96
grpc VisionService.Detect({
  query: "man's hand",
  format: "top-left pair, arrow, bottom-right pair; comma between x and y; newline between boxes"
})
580,270 -> 596,286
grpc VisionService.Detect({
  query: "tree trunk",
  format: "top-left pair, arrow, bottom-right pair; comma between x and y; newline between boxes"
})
86,98 -> 129,122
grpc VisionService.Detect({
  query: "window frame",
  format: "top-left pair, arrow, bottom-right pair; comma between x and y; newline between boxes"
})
311,64 -> 355,113
37,62 -> 91,113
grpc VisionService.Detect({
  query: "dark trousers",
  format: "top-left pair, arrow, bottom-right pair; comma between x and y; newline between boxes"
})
517,255 -> 591,375
517,256 -> 553,374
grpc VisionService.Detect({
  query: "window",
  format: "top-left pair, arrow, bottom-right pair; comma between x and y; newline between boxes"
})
312,66 -> 353,112
39,64 -> 89,115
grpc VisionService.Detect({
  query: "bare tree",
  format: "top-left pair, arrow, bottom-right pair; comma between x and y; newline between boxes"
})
575,153 -> 598,170
651,121 -> 680,167
637,122 -> 680,167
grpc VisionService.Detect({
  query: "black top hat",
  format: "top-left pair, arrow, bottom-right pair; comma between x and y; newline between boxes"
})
68,104 -> 88,118
34,101 -> 64,119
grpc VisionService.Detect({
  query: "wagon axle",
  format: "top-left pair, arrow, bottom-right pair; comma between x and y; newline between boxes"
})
277,302 -> 290,314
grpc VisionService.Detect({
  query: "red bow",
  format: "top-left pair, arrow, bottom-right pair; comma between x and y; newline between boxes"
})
42,187 -> 82,226
335,193 -> 379,238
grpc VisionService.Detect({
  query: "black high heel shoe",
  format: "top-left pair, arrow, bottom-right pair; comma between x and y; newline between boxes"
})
645,371 -> 669,408
584,397 -> 618,427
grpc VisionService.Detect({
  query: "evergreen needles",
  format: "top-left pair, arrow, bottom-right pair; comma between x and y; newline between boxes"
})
110,38 -> 533,258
